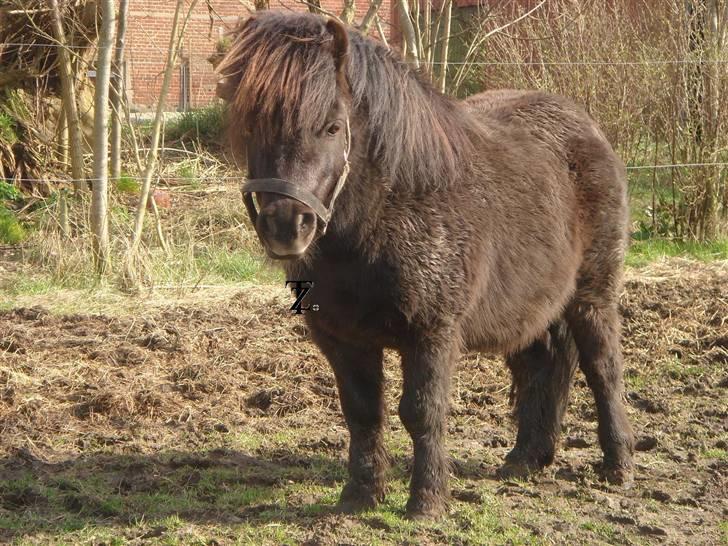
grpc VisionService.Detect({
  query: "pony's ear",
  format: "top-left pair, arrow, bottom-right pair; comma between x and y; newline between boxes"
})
326,18 -> 349,77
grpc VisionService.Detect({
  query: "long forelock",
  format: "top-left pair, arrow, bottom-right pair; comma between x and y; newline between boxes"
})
218,15 -> 339,143
219,13 -> 479,188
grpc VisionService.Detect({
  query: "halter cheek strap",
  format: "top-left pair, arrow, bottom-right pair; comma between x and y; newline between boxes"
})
241,118 -> 351,235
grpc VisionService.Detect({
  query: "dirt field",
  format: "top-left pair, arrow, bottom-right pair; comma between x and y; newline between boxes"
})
0,260 -> 726,545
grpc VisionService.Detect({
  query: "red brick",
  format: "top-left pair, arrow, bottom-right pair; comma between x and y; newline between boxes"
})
126,0 -> 395,110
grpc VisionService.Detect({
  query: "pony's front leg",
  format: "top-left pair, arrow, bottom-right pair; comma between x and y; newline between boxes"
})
399,335 -> 456,519
311,329 -> 388,512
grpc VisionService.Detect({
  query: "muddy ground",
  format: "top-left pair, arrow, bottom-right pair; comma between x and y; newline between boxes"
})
0,261 -> 726,545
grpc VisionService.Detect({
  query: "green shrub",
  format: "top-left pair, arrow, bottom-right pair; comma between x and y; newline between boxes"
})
0,206 -> 25,244
165,104 -> 225,147
175,163 -> 200,187
0,112 -> 18,145
0,180 -> 21,201
116,174 -> 140,194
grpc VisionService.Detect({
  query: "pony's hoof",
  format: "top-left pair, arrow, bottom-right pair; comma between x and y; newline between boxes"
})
601,464 -> 634,488
336,481 -> 383,513
497,460 -> 541,480
404,492 -> 447,521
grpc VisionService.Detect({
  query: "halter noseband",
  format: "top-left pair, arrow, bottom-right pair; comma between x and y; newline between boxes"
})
240,118 -> 351,235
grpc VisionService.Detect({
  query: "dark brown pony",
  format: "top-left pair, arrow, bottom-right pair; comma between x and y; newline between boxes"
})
217,12 -> 634,519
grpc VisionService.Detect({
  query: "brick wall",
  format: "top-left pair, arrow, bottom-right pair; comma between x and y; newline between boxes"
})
126,0 -> 395,110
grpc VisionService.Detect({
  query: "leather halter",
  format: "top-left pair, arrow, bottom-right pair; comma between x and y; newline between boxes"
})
240,119 -> 351,235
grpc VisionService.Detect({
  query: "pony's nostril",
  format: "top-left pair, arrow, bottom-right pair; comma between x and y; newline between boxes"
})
295,211 -> 316,235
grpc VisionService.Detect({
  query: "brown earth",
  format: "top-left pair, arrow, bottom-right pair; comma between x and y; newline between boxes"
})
0,260 -> 726,544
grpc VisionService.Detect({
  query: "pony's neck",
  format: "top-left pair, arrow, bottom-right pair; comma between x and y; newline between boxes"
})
348,36 -> 478,191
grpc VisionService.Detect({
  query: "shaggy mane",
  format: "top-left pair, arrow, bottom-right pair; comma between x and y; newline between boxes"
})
217,12 -> 479,188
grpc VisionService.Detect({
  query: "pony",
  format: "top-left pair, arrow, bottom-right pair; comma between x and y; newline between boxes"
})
216,12 -> 634,519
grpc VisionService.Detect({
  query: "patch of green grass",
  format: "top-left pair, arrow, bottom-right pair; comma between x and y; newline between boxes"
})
0,180 -> 21,201
0,111 -> 19,145
0,443 -> 574,545
131,491 -> 203,516
626,238 -> 728,267
197,247 -> 281,284
175,163 -> 201,188
217,486 -> 279,510
115,174 -> 140,194
703,448 -> 727,460
0,206 -> 25,244
165,104 -> 225,148
581,520 -> 618,541
2,88 -> 31,121
663,357 -> 705,381
719,520 -> 728,545
625,370 -> 648,390
1,269 -> 89,297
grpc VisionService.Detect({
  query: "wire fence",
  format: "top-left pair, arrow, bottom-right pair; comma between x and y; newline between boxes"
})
5,41 -> 728,64
3,31 -> 728,178
5,160 -> 728,186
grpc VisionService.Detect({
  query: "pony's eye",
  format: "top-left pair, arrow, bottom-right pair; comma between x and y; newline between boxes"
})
326,122 -> 341,136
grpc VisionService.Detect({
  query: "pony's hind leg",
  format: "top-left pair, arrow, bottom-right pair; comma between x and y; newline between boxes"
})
565,300 -> 635,485
498,319 -> 579,479
310,329 -> 388,512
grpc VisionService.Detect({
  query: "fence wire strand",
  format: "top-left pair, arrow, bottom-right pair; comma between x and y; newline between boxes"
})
3,162 -> 728,185
4,42 -> 728,66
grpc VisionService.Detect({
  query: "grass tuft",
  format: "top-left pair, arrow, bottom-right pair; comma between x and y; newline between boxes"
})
0,180 -> 22,201
0,111 -> 19,145
165,104 -> 225,148
115,174 -> 140,194
627,238 -> 728,268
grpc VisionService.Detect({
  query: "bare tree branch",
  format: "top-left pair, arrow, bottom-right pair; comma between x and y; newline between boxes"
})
359,0 -> 384,33
340,0 -> 356,24
125,0 -> 201,286
397,0 -> 420,67
436,0 -> 452,92
49,0 -> 85,193
375,14 -> 389,47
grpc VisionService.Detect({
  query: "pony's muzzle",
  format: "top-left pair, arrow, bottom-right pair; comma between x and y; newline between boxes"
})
255,196 -> 318,259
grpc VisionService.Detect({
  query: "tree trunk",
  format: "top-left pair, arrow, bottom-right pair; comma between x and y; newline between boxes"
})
110,0 -> 129,183
91,0 -> 116,274
436,0 -> 452,92
50,0 -> 85,193
397,0 -> 420,67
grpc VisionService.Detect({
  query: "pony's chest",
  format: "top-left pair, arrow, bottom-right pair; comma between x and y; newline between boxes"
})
293,256 -> 410,346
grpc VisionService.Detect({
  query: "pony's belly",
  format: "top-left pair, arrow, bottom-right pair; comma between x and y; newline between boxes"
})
462,277 -> 577,355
